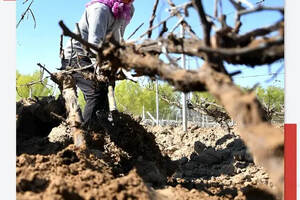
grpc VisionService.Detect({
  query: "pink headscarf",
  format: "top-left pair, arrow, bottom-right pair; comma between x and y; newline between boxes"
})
86,0 -> 133,23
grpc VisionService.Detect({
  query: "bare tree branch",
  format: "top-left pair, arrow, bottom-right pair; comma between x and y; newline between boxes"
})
214,0 -> 219,18
166,0 -> 198,39
59,34 -> 65,59
138,35 -> 283,66
127,22 -> 144,40
148,0 -> 160,38
17,0 -> 35,28
59,20 -> 99,53
229,0 -> 246,11
191,0 -> 212,47
137,15 -> 174,40
238,5 -> 284,17
50,112 -> 67,123
28,8 -> 36,28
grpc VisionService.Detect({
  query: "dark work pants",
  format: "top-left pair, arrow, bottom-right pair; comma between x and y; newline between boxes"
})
61,58 -> 109,127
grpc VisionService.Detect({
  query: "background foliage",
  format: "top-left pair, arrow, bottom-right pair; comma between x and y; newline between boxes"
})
16,70 -> 53,101
16,71 -> 284,122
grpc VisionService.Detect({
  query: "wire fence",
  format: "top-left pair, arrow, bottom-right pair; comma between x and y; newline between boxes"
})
141,108 -> 284,128
139,70 -> 284,128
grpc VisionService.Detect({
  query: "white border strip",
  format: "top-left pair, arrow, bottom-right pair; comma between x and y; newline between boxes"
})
0,1 -> 16,199
286,0 -> 300,199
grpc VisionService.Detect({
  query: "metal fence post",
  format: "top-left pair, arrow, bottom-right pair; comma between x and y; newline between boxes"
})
181,26 -> 187,132
155,79 -> 159,126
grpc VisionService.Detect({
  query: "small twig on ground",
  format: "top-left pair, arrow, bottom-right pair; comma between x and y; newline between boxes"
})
50,112 -> 67,123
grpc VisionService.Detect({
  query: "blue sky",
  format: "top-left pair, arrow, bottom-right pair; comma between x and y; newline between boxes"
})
16,0 -> 284,88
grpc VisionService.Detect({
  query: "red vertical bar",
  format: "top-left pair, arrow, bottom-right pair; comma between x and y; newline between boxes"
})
285,124 -> 297,200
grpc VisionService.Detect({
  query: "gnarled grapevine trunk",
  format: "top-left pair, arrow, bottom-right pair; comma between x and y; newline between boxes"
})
53,73 -> 86,148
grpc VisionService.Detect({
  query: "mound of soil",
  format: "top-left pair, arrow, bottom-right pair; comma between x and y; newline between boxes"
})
16,99 -> 279,200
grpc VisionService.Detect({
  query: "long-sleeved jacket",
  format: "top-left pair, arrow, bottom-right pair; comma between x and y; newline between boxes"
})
64,2 -> 134,59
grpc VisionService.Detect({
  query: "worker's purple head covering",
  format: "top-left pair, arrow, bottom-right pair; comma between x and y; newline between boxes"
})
86,0 -> 133,23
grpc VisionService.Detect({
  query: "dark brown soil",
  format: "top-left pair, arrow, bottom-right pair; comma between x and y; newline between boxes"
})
16,98 -> 279,200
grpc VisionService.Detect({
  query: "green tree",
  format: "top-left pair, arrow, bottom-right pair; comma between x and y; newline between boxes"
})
77,90 -> 86,111
256,86 -> 284,113
191,91 -> 216,104
157,82 -> 181,119
115,80 -> 143,115
16,70 -> 53,101
115,80 -> 179,118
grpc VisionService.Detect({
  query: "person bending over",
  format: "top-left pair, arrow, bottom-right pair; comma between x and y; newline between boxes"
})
61,0 -> 135,128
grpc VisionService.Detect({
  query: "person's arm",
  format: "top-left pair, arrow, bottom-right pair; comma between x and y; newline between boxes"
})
87,4 -> 113,49
120,5 -> 135,37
